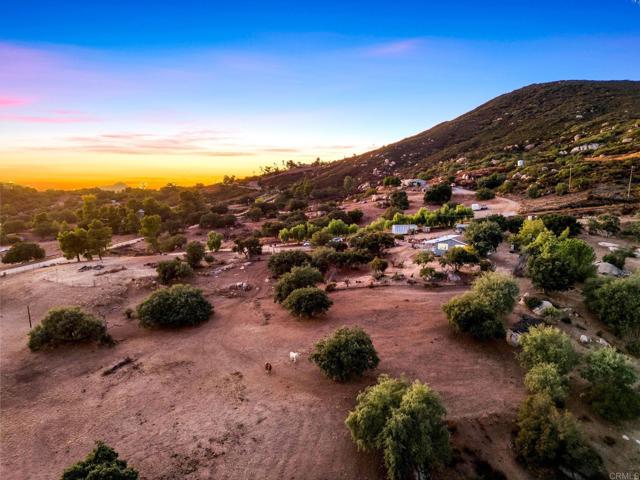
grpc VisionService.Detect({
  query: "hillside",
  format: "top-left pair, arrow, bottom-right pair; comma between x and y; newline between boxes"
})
259,80 -> 640,202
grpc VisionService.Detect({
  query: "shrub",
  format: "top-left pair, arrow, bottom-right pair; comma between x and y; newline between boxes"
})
389,191 -> 409,210
514,394 -> 602,476
588,214 -> 620,236
62,441 -> 139,480
518,325 -> 579,374
602,248 -> 633,270
524,363 -> 568,404
206,231 -> 223,252
28,307 -> 111,351
414,251 -> 434,265
382,176 -> 401,187
232,236 -> 262,258
185,241 -> 205,268
471,271 -> 519,315
475,187 -> 495,200
349,232 -> 395,255
523,295 -> 542,310
156,258 -> 193,284
583,273 -> 640,337
368,256 -> 388,274
345,375 -> 451,480
273,266 -> 323,303
282,287 -> 332,317
555,182 -> 568,195
1,241 -> 45,263
137,284 -> 212,328
423,183 -> 452,204
268,250 -> 312,277
443,292 -> 505,340
526,184 -> 540,199
464,220 -> 503,257
581,348 -> 640,422
438,246 -> 480,271
158,233 -> 187,253
310,326 -> 379,381
541,214 -> 581,237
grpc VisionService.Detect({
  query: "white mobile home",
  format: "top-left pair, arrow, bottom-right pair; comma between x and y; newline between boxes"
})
391,224 -> 418,235
421,234 -> 467,256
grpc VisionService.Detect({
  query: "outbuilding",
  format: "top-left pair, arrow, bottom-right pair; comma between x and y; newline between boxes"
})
421,234 -> 467,256
391,224 -> 418,235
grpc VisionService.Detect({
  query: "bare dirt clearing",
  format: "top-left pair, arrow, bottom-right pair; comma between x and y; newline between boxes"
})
1,251 -> 530,479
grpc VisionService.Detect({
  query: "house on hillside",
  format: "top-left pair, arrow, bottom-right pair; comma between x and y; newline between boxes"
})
421,234 -> 467,256
392,224 -> 418,235
506,315 -> 544,346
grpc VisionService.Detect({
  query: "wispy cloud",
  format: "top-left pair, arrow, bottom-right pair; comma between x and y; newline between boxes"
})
362,38 -> 423,57
0,96 -> 30,107
0,113 -> 98,123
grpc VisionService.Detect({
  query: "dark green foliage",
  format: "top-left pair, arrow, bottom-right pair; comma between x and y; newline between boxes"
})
368,256 -> 388,274
514,394 -> 603,477
62,441 -> 138,480
1,241 -> 45,263
199,212 -> 236,229
382,176 -> 401,187
389,191 -> 409,210
582,273 -> 640,337
526,184 -> 540,198
423,183 -> 452,204
476,172 -> 505,190
588,214 -> 620,236
232,236 -> 262,258
464,220 -> 503,256
471,271 -> 520,315
156,259 -> 193,284
581,348 -> 640,421
158,233 -> 187,253
541,214 -> 581,237
268,250 -> 312,277
524,363 -> 568,404
523,295 -> 542,310
505,215 -> 525,234
310,326 -> 379,381
555,182 -> 568,195
28,307 -> 111,351
286,198 -> 308,211
443,293 -> 505,340
58,227 -> 89,261
345,375 -> 451,480
273,266 -> 323,303
475,187 -> 495,200
517,325 -> 579,375
602,247 -> 634,270
185,241 -> 205,268
282,287 -> 332,317
348,231 -> 395,255
137,284 -> 212,328
438,246 -> 480,271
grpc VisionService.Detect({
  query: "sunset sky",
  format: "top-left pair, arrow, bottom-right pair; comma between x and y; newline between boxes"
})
1,1 -> 640,190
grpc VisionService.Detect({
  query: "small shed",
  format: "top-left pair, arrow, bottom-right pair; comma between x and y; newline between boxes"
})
517,159 -> 525,167
455,223 -> 469,233
392,224 -> 418,235
506,315 -> 544,346
421,234 -> 467,256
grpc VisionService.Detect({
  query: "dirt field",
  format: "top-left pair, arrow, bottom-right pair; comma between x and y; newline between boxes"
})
0,247 -> 533,480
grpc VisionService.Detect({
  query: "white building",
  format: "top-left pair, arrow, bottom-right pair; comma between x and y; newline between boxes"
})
391,224 -> 418,235
421,234 -> 467,256
401,178 -> 427,188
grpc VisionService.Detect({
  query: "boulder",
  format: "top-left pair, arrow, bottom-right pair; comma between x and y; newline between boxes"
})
596,261 -> 624,277
532,300 -> 554,316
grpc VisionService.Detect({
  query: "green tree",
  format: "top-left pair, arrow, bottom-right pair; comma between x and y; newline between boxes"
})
310,326 -> 379,381
541,214 -> 581,237
139,214 -> 162,252
273,266 -> 323,303
58,227 -> 89,262
81,194 -> 98,223
185,241 -> 205,268
389,191 -> 409,210
514,218 -> 548,248
581,348 -> 640,421
438,246 -> 479,272
582,273 -> 640,337
232,237 -> 262,258
443,292 -> 505,340
87,219 -> 112,260
137,284 -> 212,328
206,231 -> 223,252
28,307 -> 111,351
156,259 -> 193,284
464,220 -> 503,256
471,271 -> 519,315
1,242 -> 45,264
343,175 -> 355,194
518,325 -> 579,374
423,183 -> 452,204
475,187 -> 495,200
282,287 -> 332,317
524,363 -> 568,404
382,176 -> 401,187
32,212 -> 57,239
62,441 -> 138,480
368,256 -> 388,274
414,251 -> 434,265
268,250 -> 311,277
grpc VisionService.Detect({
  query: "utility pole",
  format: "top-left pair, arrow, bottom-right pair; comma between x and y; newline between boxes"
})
27,305 -> 32,329
568,165 -> 573,192
628,165 -> 634,200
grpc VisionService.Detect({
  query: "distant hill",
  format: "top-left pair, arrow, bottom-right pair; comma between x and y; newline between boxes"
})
259,80 -> 640,202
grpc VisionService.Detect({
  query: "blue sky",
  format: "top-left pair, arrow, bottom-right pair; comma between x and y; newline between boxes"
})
1,0 -> 639,188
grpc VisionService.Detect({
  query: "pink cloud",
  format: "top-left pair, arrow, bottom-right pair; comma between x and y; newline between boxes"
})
0,97 -> 30,107
0,113 -> 97,123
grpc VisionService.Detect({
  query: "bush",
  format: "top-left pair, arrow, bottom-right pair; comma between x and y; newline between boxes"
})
541,214 -> 581,237
62,441 -> 138,480
156,258 -> 193,284
414,251 -> 434,265
423,183 -> 452,204
471,271 -> 519,315
526,184 -> 540,199
555,182 -> 568,196
443,292 -> 505,340
1,241 -> 45,263
28,307 -> 111,351
475,187 -> 495,200
273,266 -> 323,303
282,287 -> 332,317
158,233 -> 186,253
268,250 -> 312,277
137,284 -> 212,328
523,295 -> 542,310
602,248 -> 633,270
206,231 -> 223,252
368,256 -> 388,274
382,176 -> 401,187
514,394 -> 602,476
518,325 -> 579,374
438,246 -> 480,271
389,191 -> 409,210
349,232 -> 395,255
232,236 -> 262,258
464,220 -> 503,257
524,363 -> 568,404
185,241 -> 205,268
310,326 -> 379,381
583,273 -> 640,337
345,375 -> 451,480
581,348 -> 640,422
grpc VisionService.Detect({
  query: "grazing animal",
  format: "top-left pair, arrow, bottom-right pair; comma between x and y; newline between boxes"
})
264,362 -> 272,374
289,351 -> 300,363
